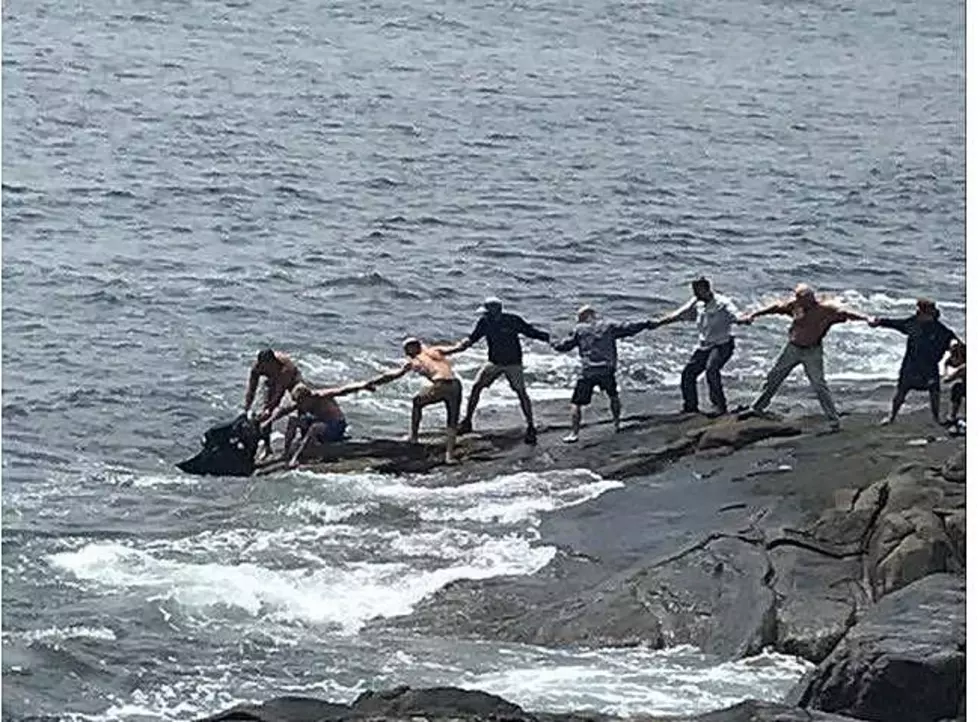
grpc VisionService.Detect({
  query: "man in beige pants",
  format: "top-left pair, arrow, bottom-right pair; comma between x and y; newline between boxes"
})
740,284 -> 870,432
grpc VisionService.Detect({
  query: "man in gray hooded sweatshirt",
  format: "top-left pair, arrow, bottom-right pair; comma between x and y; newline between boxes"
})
551,305 -> 656,442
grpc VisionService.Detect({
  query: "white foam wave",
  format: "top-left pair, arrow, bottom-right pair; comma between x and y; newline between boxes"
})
3,625 -> 118,644
292,468 -> 622,526
47,536 -> 554,633
463,645 -> 813,717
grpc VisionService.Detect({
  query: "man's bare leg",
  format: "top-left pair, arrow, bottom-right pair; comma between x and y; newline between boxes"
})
288,428 -> 316,468
282,416 -> 301,458
563,405 -> 582,443
883,387 -> 908,425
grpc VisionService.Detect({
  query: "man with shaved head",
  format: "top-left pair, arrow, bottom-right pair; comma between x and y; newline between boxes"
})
551,305 -> 657,443
740,284 -> 870,432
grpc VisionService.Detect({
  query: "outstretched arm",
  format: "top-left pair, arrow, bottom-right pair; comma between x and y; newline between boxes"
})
612,319 -> 658,339
867,316 -> 910,331
551,330 -> 578,353
653,298 -> 697,329
740,300 -> 792,324
438,338 -> 475,356
518,317 -> 551,343
363,361 -> 413,389
320,381 -> 373,398
837,308 -> 871,323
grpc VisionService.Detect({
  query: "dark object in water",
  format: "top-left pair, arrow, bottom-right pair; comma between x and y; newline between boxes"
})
176,413 -> 268,477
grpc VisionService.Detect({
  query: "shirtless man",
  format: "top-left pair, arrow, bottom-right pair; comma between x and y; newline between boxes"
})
740,284 -> 869,432
260,381 -> 369,468
363,338 -> 464,464
244,349 -> 303,458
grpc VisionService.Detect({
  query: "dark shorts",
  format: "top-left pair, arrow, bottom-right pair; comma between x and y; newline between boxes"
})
898,373 -> 940,392
415,378 -> 463,428
300,414 -> 348,443
572,369 -> 618,406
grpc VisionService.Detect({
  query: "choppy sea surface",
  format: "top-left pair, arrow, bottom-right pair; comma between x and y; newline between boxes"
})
2,0 -> 964,718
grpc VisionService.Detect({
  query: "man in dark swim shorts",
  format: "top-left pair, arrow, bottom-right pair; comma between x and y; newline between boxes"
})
551,305 -> 657,442
261,381 -> 370,467
869,298 -> 961,425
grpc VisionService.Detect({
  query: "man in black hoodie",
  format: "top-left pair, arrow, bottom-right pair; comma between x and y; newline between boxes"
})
445,297 -> 550,444
869,298 -> 960,425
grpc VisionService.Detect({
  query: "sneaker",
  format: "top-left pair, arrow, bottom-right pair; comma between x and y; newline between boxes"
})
704,407 -> 727,419
457,419 -> 473,435
562,432 -> 579,444
524,426 -> 537,445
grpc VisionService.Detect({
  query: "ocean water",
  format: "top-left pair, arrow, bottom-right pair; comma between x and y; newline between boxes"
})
1,0 -> 964,718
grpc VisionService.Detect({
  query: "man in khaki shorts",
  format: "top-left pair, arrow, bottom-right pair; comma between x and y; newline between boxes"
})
445,298 -> 550,445
363,338 -> 464,464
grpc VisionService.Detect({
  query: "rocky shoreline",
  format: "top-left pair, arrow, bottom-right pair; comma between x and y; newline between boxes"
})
199,404 -> 966,722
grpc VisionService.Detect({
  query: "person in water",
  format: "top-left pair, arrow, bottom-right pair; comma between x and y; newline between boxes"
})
551,305 -> 657,443
244,349 -> 303,458
740,284 -> 870,432
260,381 -> 369,468
943,339 -> 966,426
652,277 -> 744,416
444,297 -> 550,444
869,298 -> 961,425
363,337 -> 464,464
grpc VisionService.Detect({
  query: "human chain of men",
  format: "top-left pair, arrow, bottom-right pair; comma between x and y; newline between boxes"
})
243,278 -> 965,467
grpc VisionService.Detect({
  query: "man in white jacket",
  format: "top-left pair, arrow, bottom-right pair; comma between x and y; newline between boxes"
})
653,277 -> 744,416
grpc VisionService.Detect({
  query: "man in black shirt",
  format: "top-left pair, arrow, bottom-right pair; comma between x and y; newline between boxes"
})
444,297 -> 550,444
869,298 -> 961,425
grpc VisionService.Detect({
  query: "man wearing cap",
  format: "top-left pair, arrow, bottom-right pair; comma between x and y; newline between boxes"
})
362,337 -> 464,464
551,305 -> 657,443
652,277 -> 744,416
444,297 -> 550,444
740,284 -> 870,432
869,298 -> 961,425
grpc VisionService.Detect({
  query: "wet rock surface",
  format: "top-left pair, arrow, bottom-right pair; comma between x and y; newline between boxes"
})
197,685 -> 866,722
230,404 -> 964,722
787,573 -> 965,722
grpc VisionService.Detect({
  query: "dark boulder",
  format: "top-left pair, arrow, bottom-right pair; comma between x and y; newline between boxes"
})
196,690 -> 867,722
351,686 -> 531,720
788,573 -> 965,722
197,695 -> 350,722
